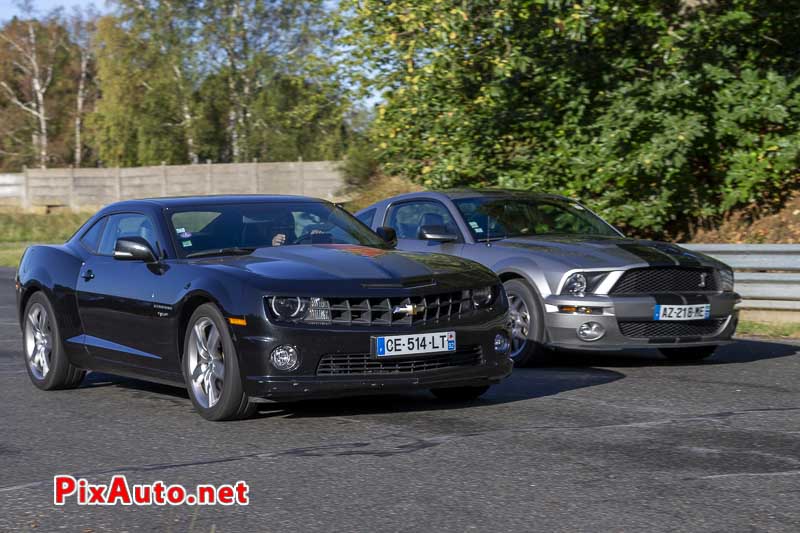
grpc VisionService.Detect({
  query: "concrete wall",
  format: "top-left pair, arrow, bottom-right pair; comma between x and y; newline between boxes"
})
1,161 -> 345,210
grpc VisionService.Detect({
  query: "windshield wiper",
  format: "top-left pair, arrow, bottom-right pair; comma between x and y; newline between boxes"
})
186,247 -> 256,258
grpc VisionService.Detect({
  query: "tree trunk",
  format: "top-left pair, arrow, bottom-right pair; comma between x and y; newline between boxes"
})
74,52 -> 88,167
28,23 -> 49,169
182,100 -> 198,164
172,63 -> 198,164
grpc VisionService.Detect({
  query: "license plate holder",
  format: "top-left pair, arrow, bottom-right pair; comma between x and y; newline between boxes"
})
373,331 -> 456,357
653,304 -> 711,321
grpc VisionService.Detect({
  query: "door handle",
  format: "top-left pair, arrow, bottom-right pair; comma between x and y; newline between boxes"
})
81,269 -> 95,281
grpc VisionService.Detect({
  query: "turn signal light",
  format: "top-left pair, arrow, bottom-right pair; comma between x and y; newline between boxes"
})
558,306 -> 602,315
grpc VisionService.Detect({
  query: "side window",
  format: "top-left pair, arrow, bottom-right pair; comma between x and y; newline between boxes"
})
80,217 -> 106,253
97,213 -> 159,256
385,201 -> 459,240
356,208 -> 376,228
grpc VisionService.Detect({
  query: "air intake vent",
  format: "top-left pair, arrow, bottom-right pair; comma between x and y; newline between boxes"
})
317,346 -> 483,375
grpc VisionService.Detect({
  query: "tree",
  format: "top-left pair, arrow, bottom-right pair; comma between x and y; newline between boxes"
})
340,0 -> 800,237
90,0 -> 202,166
90,0 -> 349,167
66,5 -> 97,168
198,0 -> 330,162
0,2 -> 67,168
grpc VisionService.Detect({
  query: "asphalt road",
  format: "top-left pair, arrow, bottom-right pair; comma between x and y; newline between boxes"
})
0,268 -> 798,532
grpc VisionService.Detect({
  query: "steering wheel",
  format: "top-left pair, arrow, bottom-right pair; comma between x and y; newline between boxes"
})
291,223 -> 333,244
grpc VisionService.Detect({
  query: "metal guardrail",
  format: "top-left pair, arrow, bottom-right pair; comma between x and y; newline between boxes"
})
683,244 -> 800,312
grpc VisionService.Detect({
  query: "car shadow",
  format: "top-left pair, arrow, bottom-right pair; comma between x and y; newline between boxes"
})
542,338 -> 798,369
79,365 -> 625,419
74,338 -> 796,419
81,373 -> 189,397
249,366 -> 625,419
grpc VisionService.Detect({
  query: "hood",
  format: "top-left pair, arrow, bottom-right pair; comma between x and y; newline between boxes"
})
193,244 -> 497,291
493,235 -> 719,270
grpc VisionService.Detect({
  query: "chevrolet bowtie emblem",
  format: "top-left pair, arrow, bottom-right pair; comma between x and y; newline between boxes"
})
698,272 -> 708,288
393,303 -> 424,316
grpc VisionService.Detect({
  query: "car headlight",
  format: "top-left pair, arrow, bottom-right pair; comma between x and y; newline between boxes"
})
472,286 -> 495,308
266,296 -> 332,324
561,272 -> 609,296
269,296 -> 306,319
719,268 -> 734,292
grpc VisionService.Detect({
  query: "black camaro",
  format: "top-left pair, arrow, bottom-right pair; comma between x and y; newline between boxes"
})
16,196 -> 512,420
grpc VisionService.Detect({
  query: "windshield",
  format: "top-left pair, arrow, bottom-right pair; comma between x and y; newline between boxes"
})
453,196 -> 620,240
168,202 -> 389,257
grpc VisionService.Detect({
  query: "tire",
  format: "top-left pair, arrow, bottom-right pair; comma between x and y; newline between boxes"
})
22,291 -> 85,390
503,278 -> 552,367
182,303 -> 256,421
659,345 -> 717,362
431,385 -> 490,402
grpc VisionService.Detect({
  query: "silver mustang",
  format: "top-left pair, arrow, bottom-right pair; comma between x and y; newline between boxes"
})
356,190 -> 739,365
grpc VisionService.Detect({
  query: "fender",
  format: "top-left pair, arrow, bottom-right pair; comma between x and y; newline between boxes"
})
18,244 -> 88,366
493,256 -> 554,299
175,271 -> 248,318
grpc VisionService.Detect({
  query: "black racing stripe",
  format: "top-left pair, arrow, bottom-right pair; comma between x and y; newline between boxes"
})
651,243 -> 704,267
617,242 -> 704,268
616,243 -> 678,266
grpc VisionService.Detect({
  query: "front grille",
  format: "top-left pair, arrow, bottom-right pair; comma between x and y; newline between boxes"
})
326,290 -> 476,327
619,319 -> 726,338
317,346 -> 483,376
610,268 -> 717,295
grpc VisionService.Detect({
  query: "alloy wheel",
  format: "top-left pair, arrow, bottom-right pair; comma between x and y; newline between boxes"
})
507,293 -> 530,360
25,303 -> 53,380
187,317 -> 225,408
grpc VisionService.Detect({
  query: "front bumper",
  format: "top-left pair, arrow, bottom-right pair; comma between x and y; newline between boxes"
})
542,292 -> 740,351
233,311 -> 512,401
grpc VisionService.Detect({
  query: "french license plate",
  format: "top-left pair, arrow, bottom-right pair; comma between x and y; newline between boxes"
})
374,331 -> 456,357
654,304 -> 710,321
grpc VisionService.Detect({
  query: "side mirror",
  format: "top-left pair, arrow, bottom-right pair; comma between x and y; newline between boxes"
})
114,237 -> 158,263
375,226 -> 397,247
419,225 -> 458,242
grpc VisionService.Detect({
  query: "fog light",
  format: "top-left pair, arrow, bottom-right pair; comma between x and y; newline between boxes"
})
577,322 -> 605,342
270,345 -> 300,371
494,332 -> 510,353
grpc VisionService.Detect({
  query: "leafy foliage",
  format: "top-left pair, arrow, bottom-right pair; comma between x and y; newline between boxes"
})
1,1 -> 351,170
341,0 -> 800,237
90,0 -> 351,167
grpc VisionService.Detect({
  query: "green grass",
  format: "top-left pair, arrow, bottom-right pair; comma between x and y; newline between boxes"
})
0,211 -> 91,268
0,212 -> 90,243
0,242 -> 34,268
737,320 -> 800,339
